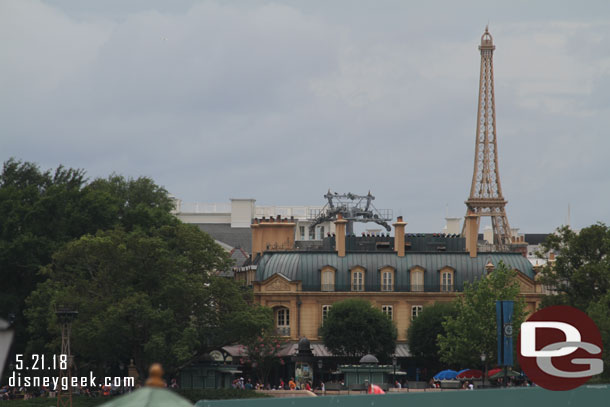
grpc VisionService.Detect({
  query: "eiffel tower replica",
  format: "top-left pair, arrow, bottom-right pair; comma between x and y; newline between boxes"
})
463,27 -> 514,253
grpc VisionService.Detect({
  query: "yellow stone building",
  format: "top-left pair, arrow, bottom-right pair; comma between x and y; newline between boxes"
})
235,215 -> 545,353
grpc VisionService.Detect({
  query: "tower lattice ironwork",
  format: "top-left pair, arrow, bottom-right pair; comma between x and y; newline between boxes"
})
463,27 -> 512,250
56,308 -> 77,407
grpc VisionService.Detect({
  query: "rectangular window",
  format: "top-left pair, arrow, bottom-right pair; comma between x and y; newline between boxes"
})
381,271 -> 393,291
299,226 -> 305,240
382,305 -> 393,320
441,271 -> 453,292
411,305 -> 423,320
322,305 -> 332,322
321,270 -> 335,291
411,270 -> 424,292
352,271 -> 364,291
320,226 -> 325,239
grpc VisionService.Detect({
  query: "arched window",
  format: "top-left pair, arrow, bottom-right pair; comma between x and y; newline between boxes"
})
275,307 -> 290,336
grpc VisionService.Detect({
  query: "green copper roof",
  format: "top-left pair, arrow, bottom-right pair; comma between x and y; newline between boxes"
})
255,252 -> 534,292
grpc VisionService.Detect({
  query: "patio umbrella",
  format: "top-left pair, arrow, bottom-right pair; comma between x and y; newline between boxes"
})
98,364 -> 193,407
368,384 -> 386,394
433,369 -> 458,380
490,369 -> 522,379
487,368 -> 502,378
456,369 -> 483,379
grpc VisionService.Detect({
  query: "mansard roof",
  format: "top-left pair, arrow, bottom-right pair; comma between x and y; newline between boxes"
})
254,251 -> 534,292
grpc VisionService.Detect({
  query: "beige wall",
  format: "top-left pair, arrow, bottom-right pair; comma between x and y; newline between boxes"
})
254,272 -> 542,343
251,220 -> 296,257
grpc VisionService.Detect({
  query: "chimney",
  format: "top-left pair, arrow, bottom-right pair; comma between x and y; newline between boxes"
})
464,211 -> 478,258
251,217 -> 296,257
334,214 -> 348,257
393,216 -> 407,257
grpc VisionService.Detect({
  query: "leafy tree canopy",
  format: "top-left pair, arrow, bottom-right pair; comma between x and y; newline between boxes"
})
538,223 -> 610,310
243,332 -> 286,385
319,299 -> 396,361
537,223 -> 610,377
24,224 -> 268,377
437,262 -> 526,367
407,301 -> 457,367
0,158 -> 274,378
0,159 -> 180,353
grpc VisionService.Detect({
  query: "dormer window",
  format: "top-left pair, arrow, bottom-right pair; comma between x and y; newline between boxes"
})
410,267 -> 424,292
440,267 -> 455,292
321,267 -> 335,291
350,267 -> 365,291
380,267 -> 395,291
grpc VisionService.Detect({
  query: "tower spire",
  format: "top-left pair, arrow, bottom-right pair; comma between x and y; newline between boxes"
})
463,27 -> 513,251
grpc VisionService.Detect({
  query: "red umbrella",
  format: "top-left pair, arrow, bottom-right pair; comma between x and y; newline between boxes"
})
487,368 -> 502,378
367,384 -> 385,394
456,369 -> 483,379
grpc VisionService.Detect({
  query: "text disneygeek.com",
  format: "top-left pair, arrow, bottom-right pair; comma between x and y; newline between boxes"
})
8,372 -> 135,391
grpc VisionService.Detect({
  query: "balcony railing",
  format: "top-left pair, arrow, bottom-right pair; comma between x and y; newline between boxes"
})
276,326 -> 290,337
440,284 -> 455,292
315,283 -> 463,292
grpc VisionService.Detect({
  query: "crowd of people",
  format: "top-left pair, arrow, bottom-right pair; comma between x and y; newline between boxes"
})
0,383 -> 136,401
231,377 -> 322,392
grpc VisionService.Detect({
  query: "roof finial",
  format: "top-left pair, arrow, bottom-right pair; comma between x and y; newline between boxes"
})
145,363 -> 166,388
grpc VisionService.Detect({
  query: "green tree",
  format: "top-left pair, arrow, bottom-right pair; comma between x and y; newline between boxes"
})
538,224 -> 610,310
407,302 -> 457,368
587,292 -> 610,378
243,332 -> 286,385
437,262 -> 526,367
0,159 -> 181,355
0,159 -> 93,352
23,223 -> 266,377
320,299 -> 397,361
537,223 -> 610,378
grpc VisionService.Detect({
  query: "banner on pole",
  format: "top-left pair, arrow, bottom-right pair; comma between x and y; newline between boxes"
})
496,300 -> 514,366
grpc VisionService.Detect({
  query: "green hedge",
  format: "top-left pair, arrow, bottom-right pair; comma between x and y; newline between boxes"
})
174,389 -> 270,402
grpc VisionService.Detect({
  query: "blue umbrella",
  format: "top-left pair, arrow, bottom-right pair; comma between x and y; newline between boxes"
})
433,369 -> 459,380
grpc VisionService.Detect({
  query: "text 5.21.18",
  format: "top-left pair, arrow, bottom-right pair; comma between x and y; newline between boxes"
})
14,354 -> 68,371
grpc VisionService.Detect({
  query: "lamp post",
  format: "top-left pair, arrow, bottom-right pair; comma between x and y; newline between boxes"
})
0,318 -> 14,379
392,356 -> 397,388
318,359 -> 324,383
480,353 -> 487,388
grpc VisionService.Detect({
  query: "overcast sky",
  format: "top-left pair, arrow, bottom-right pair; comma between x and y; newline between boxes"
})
2,0 -> 609,233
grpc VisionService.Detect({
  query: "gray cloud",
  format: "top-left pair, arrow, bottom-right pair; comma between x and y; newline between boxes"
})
1,0 -> 609,233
